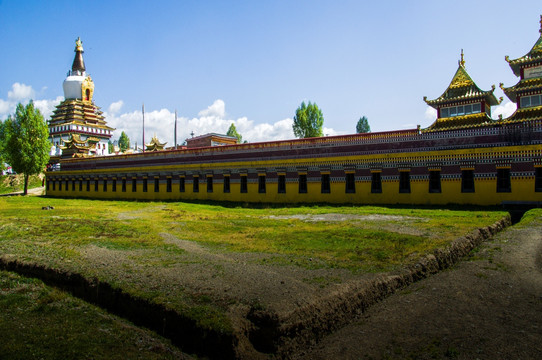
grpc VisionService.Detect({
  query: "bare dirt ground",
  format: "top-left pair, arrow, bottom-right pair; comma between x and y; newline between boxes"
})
293,214 -> 542,360
2,186 -> 45,196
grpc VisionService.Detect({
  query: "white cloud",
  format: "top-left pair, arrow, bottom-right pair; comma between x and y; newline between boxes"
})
34,96 -> 63,119
424,106 -> 437,120
198,99 -> 225,118
1,83 -> 46,119
108,100 -> 124,114
492,101 -> 516,120
8,82 -> 35,101
0,99 -> 10,116
105,99 -> 341,148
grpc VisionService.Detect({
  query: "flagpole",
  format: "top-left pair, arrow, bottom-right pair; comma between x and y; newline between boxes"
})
174,109 -> 178,150
142,103 -> 145,153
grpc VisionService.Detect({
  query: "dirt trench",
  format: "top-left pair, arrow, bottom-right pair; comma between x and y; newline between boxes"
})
0,257 -> 237,359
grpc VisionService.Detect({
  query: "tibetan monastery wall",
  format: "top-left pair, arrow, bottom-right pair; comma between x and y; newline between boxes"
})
44,122 -> 542,206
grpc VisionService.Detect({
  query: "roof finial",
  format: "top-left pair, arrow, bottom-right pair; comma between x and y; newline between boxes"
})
75,37 -> 83,52
459,49 -> 465,67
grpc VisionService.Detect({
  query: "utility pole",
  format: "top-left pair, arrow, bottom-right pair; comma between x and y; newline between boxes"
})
142,103 -> 145,153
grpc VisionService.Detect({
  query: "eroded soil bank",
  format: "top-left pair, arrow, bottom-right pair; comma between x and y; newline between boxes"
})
294,213 -> 542,360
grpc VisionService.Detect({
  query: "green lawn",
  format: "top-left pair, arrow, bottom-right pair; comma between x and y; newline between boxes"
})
0,196 -> 507,342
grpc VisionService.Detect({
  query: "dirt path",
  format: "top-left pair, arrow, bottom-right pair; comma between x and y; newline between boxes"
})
294,215 -> 542,360
2,186 -> 45,196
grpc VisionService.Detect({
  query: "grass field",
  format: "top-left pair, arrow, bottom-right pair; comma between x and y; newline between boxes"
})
0,196 -> 507,358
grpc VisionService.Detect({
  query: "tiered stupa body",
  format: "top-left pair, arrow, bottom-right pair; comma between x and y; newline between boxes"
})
423,51 -> 501,132
49,38 -> 114,158
500,15 -> 542,123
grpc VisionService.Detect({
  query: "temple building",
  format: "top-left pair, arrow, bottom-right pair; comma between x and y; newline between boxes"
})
48,38 -> 114,158
424,50 -> 501,132
45,18 -> 542,206
186,133 -> 238,148
501,15 -> 542,124
145,135 -> 167,152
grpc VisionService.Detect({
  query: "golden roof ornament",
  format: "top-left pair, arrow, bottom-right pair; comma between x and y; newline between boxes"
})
75,37 -> 83,52
458,49 -> 465,68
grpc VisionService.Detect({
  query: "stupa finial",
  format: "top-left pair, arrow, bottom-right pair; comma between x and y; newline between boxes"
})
75,37 -> 83,52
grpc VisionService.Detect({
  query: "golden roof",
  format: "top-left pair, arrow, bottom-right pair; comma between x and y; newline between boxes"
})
505,15 -> 542,77
59,134 -> 94,151
49,99 -> 110,127
500,77 -> 542,102
498,104 -> 542,124
425,51 -> 500,108
145,135 -> 167,151
422,112 -> 495,133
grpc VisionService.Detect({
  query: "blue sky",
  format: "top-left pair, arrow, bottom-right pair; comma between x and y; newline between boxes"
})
0,1 -> 540,146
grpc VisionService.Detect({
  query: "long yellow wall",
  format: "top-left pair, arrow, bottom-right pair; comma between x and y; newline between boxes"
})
45,144 -> 542,206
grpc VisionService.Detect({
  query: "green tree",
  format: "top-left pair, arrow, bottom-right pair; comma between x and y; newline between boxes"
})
3,102 -> 50,194
118,131 -> 130,152
0,120 -> 7,172
293,101 -> 324,138
356,116 -> 371,133
108,140 -> 114,154
226,123 -> 242,143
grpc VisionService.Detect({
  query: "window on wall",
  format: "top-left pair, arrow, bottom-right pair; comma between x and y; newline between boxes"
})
520,94 -> 542,108
52,180 -> 56,191
167,178 -> 172,193
143,178 -> 148,192
345,173 -> 355,193
112,179 -> 117,192
46,180 -> 50,191
154,178 -> 159,192
207,176 -> 213,193
86,179 -> 90,192
321,174 -> 331,194
79,179 -> 83,191
132,178 -> 137,192
240,175 -> 248,193
496,168 -> 511,193
179,177 -> 185,192
223,176 -> 230,193
535,168 -> 542,192
59,180 -> 62,191
429,171 -> 441,193
399,171 -> 411,193
371,172 -> 382,193
440,103 -> 481,118
71,180 -> 76,191
94,180 -> 98,192
299,174 -> 308,193
461,170 -> 475,193
258,175 -> 266,193
193,176 -> 199,193
278,175 -> 286,193
122,179 -> 127,192
103,179 -> 107,192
